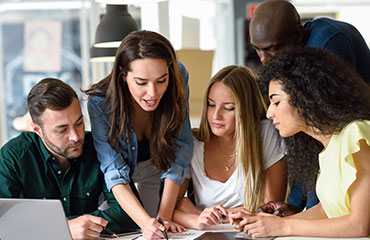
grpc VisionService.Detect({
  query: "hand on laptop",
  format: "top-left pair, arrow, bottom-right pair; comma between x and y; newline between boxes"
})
68,214 -> 108,239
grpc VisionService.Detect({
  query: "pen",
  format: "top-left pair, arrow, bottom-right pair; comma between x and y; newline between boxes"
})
219,212 -> 228,224
273,209 -> 282,216
104,226 -> 119,238
157,217 -> 169,240
256,207 -> 262,213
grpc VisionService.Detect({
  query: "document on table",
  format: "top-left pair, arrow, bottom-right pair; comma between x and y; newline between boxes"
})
202,223 -> 234,232
134,229 -> 205,240
99,232 -> 142,239
200,224 -> 275,240
101,224 -> 234,240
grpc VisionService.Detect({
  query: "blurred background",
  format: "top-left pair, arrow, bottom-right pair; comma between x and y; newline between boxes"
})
0,0 -> 369,145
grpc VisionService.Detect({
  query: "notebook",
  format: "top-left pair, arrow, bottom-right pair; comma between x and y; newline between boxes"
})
0,198 -> 72,240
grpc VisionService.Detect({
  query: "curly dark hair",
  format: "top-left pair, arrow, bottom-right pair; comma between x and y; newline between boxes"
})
258,46 -> 370,190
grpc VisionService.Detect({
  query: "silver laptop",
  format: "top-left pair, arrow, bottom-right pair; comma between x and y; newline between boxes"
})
0,198 -> 72,240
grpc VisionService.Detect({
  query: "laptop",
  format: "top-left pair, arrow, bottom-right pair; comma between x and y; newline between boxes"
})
0,198 -> 72,240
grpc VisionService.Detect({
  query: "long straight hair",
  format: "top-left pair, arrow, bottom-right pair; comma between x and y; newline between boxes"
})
193,65 -> 266,212
84,30 -> 187,172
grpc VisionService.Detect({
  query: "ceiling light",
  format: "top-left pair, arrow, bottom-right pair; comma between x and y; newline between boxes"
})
93,4 -> 139,48
95,0 -> 167,4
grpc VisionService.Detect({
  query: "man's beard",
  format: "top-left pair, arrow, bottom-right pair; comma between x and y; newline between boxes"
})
43,134 -> 84,160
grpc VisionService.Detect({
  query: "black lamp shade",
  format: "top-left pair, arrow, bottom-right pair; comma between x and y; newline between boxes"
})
90,46 -> 117,62
94,4 -> 139,48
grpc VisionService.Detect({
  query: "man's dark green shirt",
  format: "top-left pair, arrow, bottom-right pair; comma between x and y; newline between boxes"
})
0,131 -> 137,233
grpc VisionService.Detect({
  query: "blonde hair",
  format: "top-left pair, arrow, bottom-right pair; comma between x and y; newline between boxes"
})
193,65 -> 266,212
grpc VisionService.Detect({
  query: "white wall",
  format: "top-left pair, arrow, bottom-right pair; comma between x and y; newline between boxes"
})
293,1 -> 370,46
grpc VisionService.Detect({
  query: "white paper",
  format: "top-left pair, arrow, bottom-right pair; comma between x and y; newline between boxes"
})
135,229 -> 205,240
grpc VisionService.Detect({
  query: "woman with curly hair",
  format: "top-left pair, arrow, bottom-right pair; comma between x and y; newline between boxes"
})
173,65 -> 287,230
230,46 -> 370,237
85,30 -> 193,239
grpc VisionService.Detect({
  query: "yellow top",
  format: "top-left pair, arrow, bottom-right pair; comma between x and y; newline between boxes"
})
316,120 -> 370,218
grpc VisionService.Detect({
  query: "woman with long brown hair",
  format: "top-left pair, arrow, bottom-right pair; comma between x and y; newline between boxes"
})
85,30 -> 193,239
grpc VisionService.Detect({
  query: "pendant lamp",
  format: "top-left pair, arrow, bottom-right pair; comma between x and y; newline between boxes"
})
95,0 -> 167,4
93,4 -> 139,48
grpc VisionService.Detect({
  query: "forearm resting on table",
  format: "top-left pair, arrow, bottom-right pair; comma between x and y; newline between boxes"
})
282,213 -> 369,237
112,183 -> 151,229
173,210 -> 200,229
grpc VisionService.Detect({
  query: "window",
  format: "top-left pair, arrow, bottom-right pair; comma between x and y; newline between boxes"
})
0,1 -> 92,144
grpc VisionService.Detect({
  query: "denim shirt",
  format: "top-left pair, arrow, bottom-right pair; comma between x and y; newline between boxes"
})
87,62 -> 193,191
304,17 -> 370,84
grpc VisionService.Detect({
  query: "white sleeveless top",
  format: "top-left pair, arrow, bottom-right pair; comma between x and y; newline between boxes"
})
188,119 -> 285,210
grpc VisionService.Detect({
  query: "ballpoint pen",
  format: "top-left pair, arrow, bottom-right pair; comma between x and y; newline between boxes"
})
100,229 -> 142,239
104,226 -> 119,238
219,212 -> 228,224
157,217 -> 169,240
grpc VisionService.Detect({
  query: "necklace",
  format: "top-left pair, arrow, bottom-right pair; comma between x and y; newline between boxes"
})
215,138 -> 234,156
223,156 -> 236,171
214,139 -> 236,171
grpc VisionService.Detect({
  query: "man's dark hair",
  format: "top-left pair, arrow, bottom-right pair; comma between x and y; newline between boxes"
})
27,78 -> 78,126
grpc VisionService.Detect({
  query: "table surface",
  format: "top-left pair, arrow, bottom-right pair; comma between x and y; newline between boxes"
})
200,224 -> 369,240
99,224 -> 369,240
196,231 -> 369,240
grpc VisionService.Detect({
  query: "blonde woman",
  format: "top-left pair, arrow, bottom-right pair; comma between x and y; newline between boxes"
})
173,65 -> 287,229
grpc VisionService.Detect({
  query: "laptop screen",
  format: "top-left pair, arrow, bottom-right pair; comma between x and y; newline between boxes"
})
0,198 -> 72,240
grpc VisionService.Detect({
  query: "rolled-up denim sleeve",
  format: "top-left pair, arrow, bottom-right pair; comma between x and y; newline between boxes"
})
87,95 -> 131,191
160,62 -> 194,185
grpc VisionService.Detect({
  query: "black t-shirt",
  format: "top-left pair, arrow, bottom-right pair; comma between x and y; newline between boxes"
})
137,138 -> 150,162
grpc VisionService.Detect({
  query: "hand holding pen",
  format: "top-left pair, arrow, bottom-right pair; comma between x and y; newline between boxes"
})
140,217 -> 168,239
157,217 -> 169,240
140,216 -> 185,239
195,204 -> 228,229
